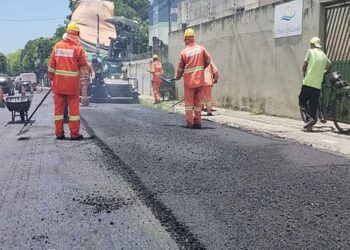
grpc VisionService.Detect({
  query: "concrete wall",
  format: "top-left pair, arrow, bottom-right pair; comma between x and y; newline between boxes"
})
169,0 -> 328,118
126,59 -> 153,96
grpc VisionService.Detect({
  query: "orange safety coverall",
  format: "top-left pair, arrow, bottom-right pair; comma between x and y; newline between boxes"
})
176,41 -> 211,127
151,61 -> 163,103
203,62 -> 219,114
79,62 -> 93,106
48,32 -> 87,139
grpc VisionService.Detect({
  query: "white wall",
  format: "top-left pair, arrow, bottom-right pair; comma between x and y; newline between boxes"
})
170,0 -> 326,118
125,59 -> 153,96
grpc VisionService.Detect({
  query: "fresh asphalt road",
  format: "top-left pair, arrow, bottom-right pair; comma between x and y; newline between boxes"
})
82,103 -> 350,249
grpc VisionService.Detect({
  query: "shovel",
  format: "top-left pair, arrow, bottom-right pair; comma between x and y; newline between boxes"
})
18,88 -> 52,136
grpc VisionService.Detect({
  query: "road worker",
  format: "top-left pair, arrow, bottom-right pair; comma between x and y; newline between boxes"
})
48,22 -> 88,140
299,37 -> 331,131
79,56 -> 94,106
175,28 -> 211,128
203,61 -> 219,116
148,54 -> 163,104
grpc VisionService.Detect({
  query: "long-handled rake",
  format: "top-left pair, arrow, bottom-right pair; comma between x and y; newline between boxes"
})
17,89 -> 52,136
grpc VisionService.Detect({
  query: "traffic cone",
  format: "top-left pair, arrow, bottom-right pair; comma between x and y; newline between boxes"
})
0,86 -> 4,108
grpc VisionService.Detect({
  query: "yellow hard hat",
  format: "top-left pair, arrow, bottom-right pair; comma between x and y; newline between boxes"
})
67,22 -> 80,32
152,54 -> 159,60
184,28 -> 195,37
310,37 -> 321,48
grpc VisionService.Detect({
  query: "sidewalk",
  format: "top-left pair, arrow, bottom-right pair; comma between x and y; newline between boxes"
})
140,95 -> 350,159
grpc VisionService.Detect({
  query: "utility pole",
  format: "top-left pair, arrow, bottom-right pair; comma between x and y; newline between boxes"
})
168,0 -> 171,34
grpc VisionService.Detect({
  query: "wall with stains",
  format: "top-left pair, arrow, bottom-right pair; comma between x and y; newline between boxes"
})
126,59 -> 153,96
169,0 -> 324,118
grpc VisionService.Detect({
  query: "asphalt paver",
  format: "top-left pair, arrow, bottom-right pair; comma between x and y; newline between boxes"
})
0,91 -> 177,250
82,103 -> 350,249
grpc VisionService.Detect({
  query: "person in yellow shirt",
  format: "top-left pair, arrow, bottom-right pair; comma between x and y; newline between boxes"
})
299,37 -> 331,131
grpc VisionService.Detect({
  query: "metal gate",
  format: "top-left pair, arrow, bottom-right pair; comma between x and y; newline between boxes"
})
325,1 -> 350,81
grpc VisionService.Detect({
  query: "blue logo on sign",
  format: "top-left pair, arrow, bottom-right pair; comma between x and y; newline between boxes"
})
281,5 -> 296,21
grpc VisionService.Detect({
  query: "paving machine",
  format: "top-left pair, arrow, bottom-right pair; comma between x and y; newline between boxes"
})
70,0 -> 139,104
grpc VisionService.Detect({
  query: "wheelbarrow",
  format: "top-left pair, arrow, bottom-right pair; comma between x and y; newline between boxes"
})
4,96 -> 32,123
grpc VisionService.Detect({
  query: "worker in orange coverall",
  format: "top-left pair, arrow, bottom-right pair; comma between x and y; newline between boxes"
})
48,22 -> 87,140
79,58 -> 94,106
149,54 -> 163,104
175,28 -> 211,128
203,61 -> 219,116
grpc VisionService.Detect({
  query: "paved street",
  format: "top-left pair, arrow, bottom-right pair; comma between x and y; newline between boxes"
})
0,91 -> 177,250
82,101 -> 350,249
1,91 -> 350,249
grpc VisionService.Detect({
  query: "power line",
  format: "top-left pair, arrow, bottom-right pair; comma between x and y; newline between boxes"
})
0,17 -> 66,22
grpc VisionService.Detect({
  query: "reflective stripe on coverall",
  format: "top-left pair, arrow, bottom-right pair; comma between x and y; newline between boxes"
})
48,32 -> 87,138
151,61 -> 163,102
203,62 -> 219,113
176,42 -> 211,127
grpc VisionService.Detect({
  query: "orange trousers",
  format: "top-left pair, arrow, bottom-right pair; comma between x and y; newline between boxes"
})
81,82 -> 89,106
54,93 -> 80,138
203,85 -> 213,113
152,80 -> 161,102
184,87 -> 203,127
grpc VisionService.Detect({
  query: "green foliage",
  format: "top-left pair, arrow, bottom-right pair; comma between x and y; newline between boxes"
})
132,21 -> 149,54
53,25 -> 66,42
115,0 -> 138,20
0,53 -> 7,74
124,0 -> 150,21
7,50 -> 22,76
114,0 -> 149,54
6,25 -> 65,77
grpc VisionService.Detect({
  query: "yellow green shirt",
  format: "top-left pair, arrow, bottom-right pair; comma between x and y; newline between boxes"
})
303,48 -> 331,89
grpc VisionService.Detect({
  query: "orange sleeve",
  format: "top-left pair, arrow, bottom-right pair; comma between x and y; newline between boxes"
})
212,63 -> 219,81
77,47 -> 88,68
48,46 -> 56,81
176,52 -> 185,78
203,48 -> 211,68
151,62 -> 156,74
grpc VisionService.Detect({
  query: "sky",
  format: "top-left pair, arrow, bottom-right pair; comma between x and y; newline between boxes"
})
0,0 -> 70,55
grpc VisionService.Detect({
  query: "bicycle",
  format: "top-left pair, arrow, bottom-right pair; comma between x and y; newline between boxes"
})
305,71 -> 350,134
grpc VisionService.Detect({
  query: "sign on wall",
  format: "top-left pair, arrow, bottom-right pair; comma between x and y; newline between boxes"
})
274,0 -> 303,38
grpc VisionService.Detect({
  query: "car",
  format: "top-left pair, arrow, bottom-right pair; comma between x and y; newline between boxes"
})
18,73 -> 37,93
0,74 -> 15,96
18,81 -> 34,94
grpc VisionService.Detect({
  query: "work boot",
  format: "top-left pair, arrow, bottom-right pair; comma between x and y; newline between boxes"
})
193,124 -> 201,129
70,134 -> 84,141
303,118 -> 316,129
56,135 -> 65,140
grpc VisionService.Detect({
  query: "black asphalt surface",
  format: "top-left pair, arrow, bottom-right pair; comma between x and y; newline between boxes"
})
82,103 -> 350,249
0,92 -> 178,250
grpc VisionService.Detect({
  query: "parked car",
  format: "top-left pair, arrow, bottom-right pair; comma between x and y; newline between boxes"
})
18,73 -> 37,93
19,81 -> 34,94
0,74 -> 15,95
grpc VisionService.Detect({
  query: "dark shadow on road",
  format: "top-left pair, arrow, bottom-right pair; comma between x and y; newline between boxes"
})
162,124 -> 177,127
180,125 -> 216,130
6,120 -> 36,126
301,125 -> 337,133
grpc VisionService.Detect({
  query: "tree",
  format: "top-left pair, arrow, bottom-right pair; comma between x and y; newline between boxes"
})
53,25 -> 66,42
125,0 -> 149,21
0,53 -> 7,74
114,0 -> 138,20
7,50 -> 22,76
114,0 -> 150,54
